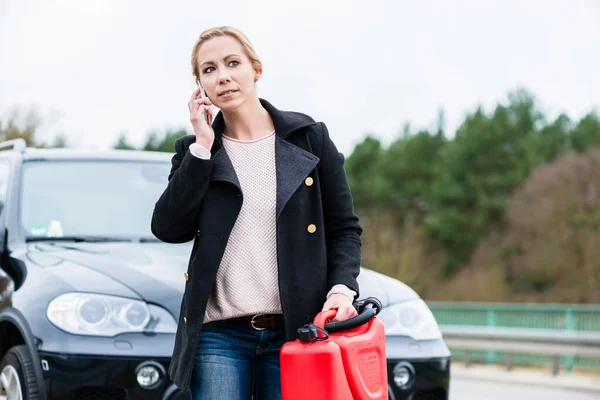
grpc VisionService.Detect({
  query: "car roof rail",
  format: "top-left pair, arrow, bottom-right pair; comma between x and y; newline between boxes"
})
0,138 -> 27,153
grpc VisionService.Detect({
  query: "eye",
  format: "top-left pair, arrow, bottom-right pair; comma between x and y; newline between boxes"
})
203,66 -> 215,74
228,60 -> 240,67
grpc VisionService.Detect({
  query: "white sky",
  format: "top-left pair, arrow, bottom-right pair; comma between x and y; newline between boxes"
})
1,0 -> 599,154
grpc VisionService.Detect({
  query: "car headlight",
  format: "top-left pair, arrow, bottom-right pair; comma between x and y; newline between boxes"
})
47,293 -> 177,337
377,299 -> 442,340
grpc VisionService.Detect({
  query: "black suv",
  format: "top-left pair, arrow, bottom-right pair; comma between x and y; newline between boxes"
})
0,139 -> 450,400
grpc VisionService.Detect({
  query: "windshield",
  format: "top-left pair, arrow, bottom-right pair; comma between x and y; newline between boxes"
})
20,160 -> 171,240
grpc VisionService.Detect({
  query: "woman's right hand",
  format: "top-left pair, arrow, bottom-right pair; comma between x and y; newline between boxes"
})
188,88 -> 215,149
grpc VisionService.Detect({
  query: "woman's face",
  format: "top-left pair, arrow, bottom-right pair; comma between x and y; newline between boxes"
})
196,35 -> 259,111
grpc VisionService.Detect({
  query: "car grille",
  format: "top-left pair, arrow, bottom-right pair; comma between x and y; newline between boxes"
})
412,389 -> 447,400
74,388 -> 128,400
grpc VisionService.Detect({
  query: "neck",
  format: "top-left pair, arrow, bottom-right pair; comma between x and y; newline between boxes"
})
221,97 -> 274,141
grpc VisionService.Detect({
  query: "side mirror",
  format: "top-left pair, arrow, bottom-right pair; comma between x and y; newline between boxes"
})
0,228 -> 27,290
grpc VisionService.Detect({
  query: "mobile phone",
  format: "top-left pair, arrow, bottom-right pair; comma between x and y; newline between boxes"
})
198,85 -> 212,125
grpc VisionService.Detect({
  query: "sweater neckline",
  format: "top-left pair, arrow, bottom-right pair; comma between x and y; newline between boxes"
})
222,131 -> 275,144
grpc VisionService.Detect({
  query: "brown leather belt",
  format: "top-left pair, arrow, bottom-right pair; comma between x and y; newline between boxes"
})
228,314 -> 285,331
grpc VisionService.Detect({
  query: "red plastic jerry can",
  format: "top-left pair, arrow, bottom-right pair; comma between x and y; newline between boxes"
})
280,298 -> 388,400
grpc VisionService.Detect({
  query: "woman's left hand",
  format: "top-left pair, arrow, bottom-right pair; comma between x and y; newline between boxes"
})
321,293 -> 358,322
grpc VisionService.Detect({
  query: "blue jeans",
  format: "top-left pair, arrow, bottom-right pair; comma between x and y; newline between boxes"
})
189,320 -> 287,400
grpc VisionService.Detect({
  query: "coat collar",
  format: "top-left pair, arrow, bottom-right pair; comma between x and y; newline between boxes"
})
208,99 -> 320,219
210,98 -> 317,149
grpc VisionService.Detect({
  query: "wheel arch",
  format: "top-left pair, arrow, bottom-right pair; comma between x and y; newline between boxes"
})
0,307 -> 47,400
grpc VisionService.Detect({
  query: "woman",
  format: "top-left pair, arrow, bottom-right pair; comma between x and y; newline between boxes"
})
151,26 -> 362,399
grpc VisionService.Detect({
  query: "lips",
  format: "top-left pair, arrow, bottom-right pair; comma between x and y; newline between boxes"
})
218,89 -> 239,96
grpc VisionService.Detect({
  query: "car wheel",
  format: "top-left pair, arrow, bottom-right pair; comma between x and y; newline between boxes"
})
0,345 -> 41,400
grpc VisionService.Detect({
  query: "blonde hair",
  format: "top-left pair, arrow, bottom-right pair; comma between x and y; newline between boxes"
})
191,26 -> 263,86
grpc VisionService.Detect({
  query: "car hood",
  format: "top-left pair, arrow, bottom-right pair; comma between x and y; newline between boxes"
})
26,241 -> 419,319
356,267 -> 420,307
27,241 -> 192,318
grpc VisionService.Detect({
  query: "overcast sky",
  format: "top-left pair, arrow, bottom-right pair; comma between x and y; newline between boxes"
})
1,0 -> 599,154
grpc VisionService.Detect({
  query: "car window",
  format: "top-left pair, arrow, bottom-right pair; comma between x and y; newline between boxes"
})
20,160 -> 171,238
0,159 -> 10,217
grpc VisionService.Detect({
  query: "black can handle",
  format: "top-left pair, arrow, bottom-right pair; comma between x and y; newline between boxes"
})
324,297 -> 383,333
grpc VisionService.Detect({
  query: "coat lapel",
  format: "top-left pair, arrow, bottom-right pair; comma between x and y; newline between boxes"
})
275,136 -> 319,219
209,98 -> 320,213
210,147 -> 241,191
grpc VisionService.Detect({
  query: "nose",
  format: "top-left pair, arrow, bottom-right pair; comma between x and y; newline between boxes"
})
217,68 -> 231,84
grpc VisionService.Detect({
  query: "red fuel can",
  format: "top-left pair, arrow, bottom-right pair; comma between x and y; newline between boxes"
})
280,298 -> 388,400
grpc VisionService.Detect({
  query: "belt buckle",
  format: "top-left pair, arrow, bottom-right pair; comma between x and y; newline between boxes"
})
251,314 -> 266,331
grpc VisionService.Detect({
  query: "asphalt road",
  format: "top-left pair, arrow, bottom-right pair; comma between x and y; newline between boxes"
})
449,377 -> 599,400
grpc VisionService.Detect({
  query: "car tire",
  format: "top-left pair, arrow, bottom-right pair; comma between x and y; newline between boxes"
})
0,345 -> 41,400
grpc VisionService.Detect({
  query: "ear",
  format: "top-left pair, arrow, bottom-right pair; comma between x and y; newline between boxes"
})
254,72 -> 261,82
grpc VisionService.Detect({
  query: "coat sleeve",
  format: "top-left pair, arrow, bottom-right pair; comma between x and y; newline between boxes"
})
318,122 -> 363,299
151,137 -> 215,243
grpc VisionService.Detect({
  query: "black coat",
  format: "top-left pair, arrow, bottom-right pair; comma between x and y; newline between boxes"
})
151,99 -> 362,391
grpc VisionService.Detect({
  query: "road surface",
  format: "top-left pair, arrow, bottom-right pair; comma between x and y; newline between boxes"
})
450,377 -> 599,400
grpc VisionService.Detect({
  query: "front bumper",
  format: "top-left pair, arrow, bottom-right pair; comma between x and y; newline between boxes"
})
38,352 -> 187,400
385,335 -> 451,400
387,358 -> 450,400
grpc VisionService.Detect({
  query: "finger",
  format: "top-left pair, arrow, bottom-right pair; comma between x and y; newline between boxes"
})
190,105 -> 207,122
193,100 -> 209,114
190,88 -> 201,102
193,98 -> 213,108
333,305 -> 356,322
189,96 -> 208,111
188,97 -> 197,112
332,310 -> 346,322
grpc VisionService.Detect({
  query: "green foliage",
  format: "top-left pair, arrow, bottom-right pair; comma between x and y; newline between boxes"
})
519,113 -> 571,173
113,129 -> 189,153
344,88 -> 600,283
345,136 -> 389,210
142,129 -> 188,152
345,126 -> 447,221
381,127 -> 446,219
424,90 -> 543,275
570,111 -> 600,152
113,133 -> 136,150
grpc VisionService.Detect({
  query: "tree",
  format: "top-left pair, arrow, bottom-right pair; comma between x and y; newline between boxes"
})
0,107 -> 67,148
142,129 -> 187,153
0,108 -> 39,146
424,88 -> 543,276
113,133 -> 136,150
113,128 -> 190,153
380,126 -> 446,221
503,149 -> 600,302
345,135 -> 389,212
518,113 -> 571,175
570,111 -> 600,153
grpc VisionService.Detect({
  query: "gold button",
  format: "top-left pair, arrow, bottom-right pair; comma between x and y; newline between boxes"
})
305,177 -> 314,186
307,224 -> 316,233
184,272 -> 189,281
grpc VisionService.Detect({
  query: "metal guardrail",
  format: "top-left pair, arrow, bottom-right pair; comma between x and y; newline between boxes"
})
441,325 -> 600,376
428,301 -> 600,332
428,301 -> 600,371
